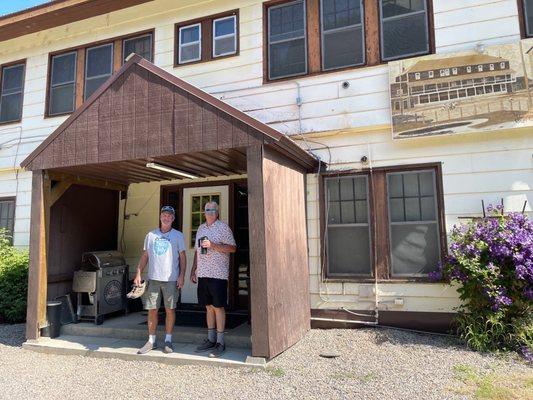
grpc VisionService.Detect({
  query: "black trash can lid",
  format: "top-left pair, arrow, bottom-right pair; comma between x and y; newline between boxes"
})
47,301 -> 62,306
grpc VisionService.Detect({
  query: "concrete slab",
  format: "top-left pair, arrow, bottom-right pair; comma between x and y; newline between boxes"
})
23,335 -> 265,369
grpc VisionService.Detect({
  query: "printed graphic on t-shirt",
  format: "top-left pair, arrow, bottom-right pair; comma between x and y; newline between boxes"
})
153,237 -> 170,256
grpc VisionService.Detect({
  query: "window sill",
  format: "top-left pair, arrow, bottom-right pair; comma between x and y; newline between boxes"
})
44,112 -> 72,119
322,277 -> 435,284
0,119 -> 22,127
173,52 -> 239,68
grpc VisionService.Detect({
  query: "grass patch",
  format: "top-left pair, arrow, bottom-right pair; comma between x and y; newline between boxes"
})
266,367 -> 285,378
452,364 -> 533,399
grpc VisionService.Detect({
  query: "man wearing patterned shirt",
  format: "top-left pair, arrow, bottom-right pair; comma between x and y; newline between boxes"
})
190,201 -> 236,358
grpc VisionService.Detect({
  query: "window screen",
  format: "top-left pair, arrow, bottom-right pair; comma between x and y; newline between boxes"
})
179,23 -> 202,64
320,0 -> 364,70
49,52 -> 77,116
213,16 -> 237,57
326,176 -> 371,276
380,0 -> 429,61
0,198 -> 15,244
387,170 -> 440,276
84,43 -> 113,100
123,33 -> 153,63
0,64 -> 24,123
268,0 -> 307,80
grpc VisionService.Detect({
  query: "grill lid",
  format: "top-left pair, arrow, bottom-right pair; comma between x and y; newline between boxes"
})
81,251 -> 126,270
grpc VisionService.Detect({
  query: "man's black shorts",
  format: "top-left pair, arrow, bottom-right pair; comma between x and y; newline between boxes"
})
197,277 -> 228,308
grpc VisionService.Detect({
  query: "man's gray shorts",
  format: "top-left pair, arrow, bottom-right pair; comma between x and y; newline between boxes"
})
142,280 -> 178,310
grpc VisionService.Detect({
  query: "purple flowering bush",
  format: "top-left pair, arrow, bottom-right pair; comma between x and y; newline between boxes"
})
431,206 -> 532,358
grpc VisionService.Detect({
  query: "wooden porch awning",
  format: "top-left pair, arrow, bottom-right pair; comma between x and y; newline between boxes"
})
21,54 -> 317,183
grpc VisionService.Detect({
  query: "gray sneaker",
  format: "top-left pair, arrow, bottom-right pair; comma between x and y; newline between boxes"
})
137,340 -> 156,354
209,343 -> 226,358
163,341 -> 173,354
195,339 -> 216,353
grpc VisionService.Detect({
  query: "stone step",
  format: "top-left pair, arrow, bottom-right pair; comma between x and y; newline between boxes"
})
23,335 -> 265,369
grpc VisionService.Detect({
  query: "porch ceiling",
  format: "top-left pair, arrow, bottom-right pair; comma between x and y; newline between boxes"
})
21,54 -> 318,177
48,148 -> 248,185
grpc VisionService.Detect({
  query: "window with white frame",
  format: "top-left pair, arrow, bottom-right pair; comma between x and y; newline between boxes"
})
467,66 -> 472,73
179,23 -> 202,64
415,72 -> 420,80
84,43 -> 113,100
213,15 -> 237,57
489,63 -> 494,71
477,65 -> 483,72
49,52 -> 77,116
452,67 -> 457,75
0,63 -> 25,123
500,61 -> 505,69
267,0 -> 307,80
439,69 -> 449,77
190,193 -> 220,247
428,70 -> 434,78
320,0 -> 365,71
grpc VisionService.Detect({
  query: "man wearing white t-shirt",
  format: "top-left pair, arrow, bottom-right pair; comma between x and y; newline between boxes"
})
134,206 -> 186,354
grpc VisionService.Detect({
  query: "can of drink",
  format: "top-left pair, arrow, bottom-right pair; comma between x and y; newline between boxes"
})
199,236 -> 208,254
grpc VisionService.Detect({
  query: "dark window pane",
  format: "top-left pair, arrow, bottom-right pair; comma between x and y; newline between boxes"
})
381,8 -> 428,60
327,179 -> 339,201
390,223 -> 439,275
214,16 -> 235,37
214,36 -> 236,56
180,43 -> 200,63
328,202 -> 340,224
389,198 -> 404,222
323,26 -> 364,70
50,84 -> 75,115
123,35 -> 153,62
2,65 -> 24,94
355,200 -> 367,223
181,25 -> 200,43
381,0 -> 425,18
419,171 -> 435,196
405,197 -> 420,221
525,0 -> 533,36
0,199 -> 15,243
51,53 -> 76,85
354,177 -> 366,199
420,196 -> 436,220
340,178 -> 354,200
269,1 -> 305,41
388,174 -> 403,197
403,173 -> 419,197
322,0 -> 362,30
340,201 -> 355,223
327,226 -> 371,275
0,93 -> 22,122
86,44 -> 113,78
269,38 -> 306,79
84,76 -> 108,100
192,196 -> 200,212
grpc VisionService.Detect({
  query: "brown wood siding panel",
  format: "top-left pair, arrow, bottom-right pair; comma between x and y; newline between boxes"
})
75,111 -> 88,165
364,0 -> 380,66
173,87 -> 189,154
75,48 -> 85,109
26,171 -> 44,340
371,171 -> 389,279
232,118 -> 249,148
64,125 -> 76,166
110,75 -> 124,160
85,102 -> 99,164
160,82 -> 174,154
133,66 -> 149,158
187,96 -> 203,153
147,73 -> 162,156
246,144 -> 269,358
122,68 -> 136,159
307,0 -> 321,74
217,112 -> 234,149
261,146 -> 310,358
98,89 -> 112,163
201,103 -> 218,151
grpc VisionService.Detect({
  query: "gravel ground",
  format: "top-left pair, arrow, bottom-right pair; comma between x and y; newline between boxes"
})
0,324 -> 531,400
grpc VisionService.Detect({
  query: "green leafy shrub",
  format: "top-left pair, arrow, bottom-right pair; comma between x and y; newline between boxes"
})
0,229 -> 29,323
430,206 -> 532,361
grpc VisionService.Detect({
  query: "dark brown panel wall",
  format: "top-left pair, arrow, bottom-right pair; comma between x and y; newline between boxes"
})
248,144 -> 310,358
47,184 -> 119,300
27,64 -> 259,170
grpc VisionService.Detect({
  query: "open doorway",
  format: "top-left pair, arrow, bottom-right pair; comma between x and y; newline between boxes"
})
160,179 -> 250,327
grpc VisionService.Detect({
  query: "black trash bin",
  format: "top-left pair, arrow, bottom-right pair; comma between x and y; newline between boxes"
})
41,301 -> 62,338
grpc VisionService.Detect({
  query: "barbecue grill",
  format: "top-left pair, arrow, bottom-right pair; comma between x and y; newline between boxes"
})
72,251 -> 129,324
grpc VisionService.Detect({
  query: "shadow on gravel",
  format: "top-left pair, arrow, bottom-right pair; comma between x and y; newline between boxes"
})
0,324 -> 26,347
369,327 -> 465,350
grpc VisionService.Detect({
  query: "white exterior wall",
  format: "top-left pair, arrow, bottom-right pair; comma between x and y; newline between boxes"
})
0,0 -> 530,312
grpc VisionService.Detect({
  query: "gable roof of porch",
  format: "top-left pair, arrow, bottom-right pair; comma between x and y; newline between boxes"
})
21,54 -> 318,184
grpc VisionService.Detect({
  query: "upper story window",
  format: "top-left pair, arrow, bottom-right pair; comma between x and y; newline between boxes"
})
47,30 -> 154,117
380,0 -> 430,61
428,70 -> 434,78
0,197 -> 15,244
321,0 -> 365,71
179,24 -> 202,64
123,34 -> 153,63
175,10 -> 239,66
478,65 -> 483,72
414,72 -> 420,80
467,66 -> 472,73
0,62 -> 25,124
84,43 -> 113,100
213,16 -> 237,57
500,61 -> 505,69
452,67 -> 457,75
521,0 -> 533,37
264,0 -> 433,81
268,0 -> 307,79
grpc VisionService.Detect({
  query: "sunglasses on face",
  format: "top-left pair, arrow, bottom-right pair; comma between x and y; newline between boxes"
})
204,209 -> 217,214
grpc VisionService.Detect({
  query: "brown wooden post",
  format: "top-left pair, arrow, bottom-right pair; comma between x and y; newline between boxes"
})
26,170 -> 50,340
